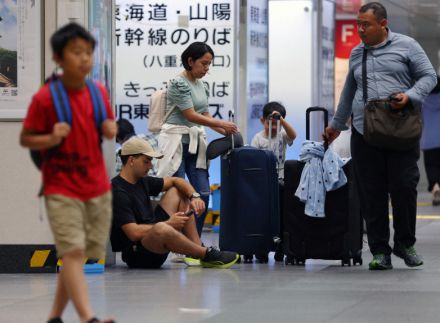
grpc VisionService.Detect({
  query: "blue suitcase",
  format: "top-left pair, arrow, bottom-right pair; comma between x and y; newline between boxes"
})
219,146 -> 280,263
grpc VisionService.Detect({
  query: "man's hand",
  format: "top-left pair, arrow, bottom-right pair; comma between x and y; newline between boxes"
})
323,127 -> 341,144
166,212 -> 189,231
51,122 -> 71,145
389,92 -> 409,110
189,198 -> 205,217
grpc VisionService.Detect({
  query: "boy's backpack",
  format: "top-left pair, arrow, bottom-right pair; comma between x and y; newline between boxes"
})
30,79 -> 108,170
148,87 -> 176,133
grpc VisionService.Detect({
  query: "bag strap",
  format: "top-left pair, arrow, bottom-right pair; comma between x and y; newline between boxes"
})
42,79 -> 73,165
86,79 -> 108,130
163,105 -> 176,124
49,79 -> 72,124
44,80 -> 106,161
161,80 -> 177,125
362,48 -> 368,103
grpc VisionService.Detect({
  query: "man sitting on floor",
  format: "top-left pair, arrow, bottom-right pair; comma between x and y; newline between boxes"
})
111,137 -> 239,269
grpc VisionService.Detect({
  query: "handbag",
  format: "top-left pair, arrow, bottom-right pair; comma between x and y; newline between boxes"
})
362,48 -> 422,150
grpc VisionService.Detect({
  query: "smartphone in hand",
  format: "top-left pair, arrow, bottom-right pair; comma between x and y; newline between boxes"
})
184,209 -> 195,217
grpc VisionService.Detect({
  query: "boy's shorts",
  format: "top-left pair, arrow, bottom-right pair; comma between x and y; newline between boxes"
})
45,191 -> 112,259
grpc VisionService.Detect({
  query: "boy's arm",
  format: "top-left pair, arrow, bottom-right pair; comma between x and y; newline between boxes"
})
20,122 -> 70,150
280,117 -> 296,142
101,119 -> 117,139
270,111 -> 296,141
97,82 -> 116,139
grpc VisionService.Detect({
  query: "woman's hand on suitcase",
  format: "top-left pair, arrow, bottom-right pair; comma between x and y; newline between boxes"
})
166,212 -> 189,230
323,127 -> 341,144
220,121 -> 239,135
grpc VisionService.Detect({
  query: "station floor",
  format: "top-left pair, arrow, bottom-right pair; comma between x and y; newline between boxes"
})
1,193 -> 440,323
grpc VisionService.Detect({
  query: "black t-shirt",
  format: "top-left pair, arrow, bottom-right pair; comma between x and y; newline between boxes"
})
111,175 -> 164,252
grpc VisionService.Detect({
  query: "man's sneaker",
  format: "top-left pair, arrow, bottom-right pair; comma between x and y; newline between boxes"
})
200,247 -> 239,269
393,245 -> 423,267
369,254 -> 393,270
433,189 -> 440,206
170,253 -> 185,263
184,256 -> 201,267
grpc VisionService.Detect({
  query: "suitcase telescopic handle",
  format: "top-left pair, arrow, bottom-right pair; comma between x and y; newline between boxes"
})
306,106 -> 329,149
228,110 -> 235,150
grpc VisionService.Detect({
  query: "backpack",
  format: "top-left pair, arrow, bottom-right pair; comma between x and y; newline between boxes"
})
148,87 -> 176,133
30,79 -> 108,170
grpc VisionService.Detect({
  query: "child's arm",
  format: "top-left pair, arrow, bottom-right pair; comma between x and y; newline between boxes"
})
280,117 -> 296,142
270,111 -> 296,142
20,122 -> 71,150
101,119 -> 117,139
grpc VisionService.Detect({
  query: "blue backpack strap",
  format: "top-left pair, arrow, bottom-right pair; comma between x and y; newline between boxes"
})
86,79 -> 107,130
33,80 -> 71,179
49,79 -> 72,125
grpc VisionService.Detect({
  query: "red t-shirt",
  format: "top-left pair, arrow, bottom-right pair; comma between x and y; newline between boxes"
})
23,81 -> 114,201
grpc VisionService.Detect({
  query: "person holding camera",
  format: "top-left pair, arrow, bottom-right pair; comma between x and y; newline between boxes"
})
251,102 -> 296,179
111,137 -> 239,269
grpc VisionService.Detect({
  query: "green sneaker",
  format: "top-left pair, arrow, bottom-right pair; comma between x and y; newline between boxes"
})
393,245 -> 423,267
369,254 -> 393,270
200,247 -> 239,269
184,256 -> 201,267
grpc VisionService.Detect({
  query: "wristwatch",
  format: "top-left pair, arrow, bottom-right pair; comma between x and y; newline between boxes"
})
190,192 -> 201,200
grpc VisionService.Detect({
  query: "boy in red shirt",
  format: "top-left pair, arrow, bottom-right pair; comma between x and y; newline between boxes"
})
20,23 -> 116,323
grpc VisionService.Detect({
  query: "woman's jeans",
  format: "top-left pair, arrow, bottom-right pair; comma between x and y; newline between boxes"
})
173,143 -> 210,236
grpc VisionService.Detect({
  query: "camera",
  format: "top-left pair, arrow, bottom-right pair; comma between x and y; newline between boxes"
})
269,113 -> 281,120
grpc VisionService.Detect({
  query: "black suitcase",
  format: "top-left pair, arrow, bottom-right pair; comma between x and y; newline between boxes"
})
283,107 -> 363,266
219,146 -> 280,263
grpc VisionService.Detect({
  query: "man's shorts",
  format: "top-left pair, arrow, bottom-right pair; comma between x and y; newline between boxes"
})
45,191 -> 112,260
121,205 -> 170,269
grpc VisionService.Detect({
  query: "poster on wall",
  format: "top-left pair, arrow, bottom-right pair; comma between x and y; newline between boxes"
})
88,0 -> 113,93
246,0 -> 268,145
320,0 -> 335,112
0,0 -> 41,119
335,19 -> 360,107
115,0 -> 236,184
336,0 -> 363,15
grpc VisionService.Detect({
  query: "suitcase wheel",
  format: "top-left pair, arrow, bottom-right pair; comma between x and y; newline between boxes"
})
341,258 -> 352,267
255,253 -> 269,263
285,256 -> 305,266
294,258 -> 305,266
243,254 -> 254,263
274,250 -> 284,262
